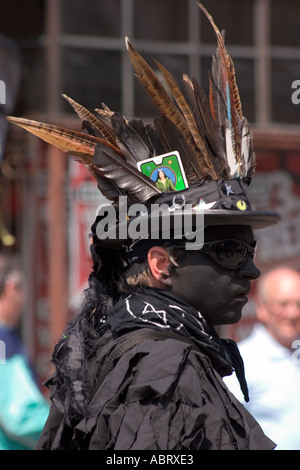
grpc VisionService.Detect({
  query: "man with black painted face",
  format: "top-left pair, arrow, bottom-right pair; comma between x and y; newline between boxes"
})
11,3 -> 282,451
148,225 -> 260,327
36,218 -> 278,450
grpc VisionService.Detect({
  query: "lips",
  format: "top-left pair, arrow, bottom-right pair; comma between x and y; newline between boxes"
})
233,289 -> 250,302
234,294 -> 248,303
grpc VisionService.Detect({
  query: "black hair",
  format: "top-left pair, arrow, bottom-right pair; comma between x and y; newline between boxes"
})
49,240 -> 184,423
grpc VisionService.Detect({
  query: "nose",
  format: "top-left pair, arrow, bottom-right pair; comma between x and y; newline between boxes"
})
237,257 -> 261,280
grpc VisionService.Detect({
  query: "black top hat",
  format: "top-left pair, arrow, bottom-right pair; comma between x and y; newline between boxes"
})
91,177 -> 279,252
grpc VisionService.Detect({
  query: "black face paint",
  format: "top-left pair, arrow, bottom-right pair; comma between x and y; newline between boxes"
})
168,225 -> 260,326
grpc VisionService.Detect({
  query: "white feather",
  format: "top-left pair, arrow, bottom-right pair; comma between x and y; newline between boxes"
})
225,126 -> 240,177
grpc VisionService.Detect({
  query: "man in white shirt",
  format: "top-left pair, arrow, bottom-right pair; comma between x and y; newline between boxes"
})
225,267 -> 300,450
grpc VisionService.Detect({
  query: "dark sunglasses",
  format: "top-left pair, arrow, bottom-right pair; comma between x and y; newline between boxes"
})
200,239 -> 257,270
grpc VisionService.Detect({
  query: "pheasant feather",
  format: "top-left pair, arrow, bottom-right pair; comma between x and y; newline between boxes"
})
5,116 -> 120,159
126,37 -> 219,179
153,59 -> 217,178
7,3 -> 256,208
199,3 -> 255,177
125,38 -> 185,133
62,94 -> 117,146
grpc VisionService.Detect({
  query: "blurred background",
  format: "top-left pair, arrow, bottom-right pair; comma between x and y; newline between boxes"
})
1,0 -> 300,386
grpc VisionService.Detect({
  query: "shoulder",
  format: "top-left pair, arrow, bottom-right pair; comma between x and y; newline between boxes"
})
91,330 -> 223,421
80,333 -> 215,449
99,332 -> 205,394
72,329 -> 275,450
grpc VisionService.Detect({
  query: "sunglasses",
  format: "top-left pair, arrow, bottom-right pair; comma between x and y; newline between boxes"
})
200,239 -> 257,270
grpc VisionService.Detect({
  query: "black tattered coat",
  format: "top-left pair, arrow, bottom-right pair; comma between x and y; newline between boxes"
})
36,324 -> 275,450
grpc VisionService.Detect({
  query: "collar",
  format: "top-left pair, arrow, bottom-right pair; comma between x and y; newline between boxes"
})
106,287 -> 249,401
252,323 -> 294,362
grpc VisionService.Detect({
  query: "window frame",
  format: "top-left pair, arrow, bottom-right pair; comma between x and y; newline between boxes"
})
43,0 -> 300,128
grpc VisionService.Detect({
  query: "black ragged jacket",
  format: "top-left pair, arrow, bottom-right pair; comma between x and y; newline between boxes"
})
36,289 -> 276,450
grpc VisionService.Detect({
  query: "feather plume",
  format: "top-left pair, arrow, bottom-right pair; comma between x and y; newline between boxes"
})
94,175 -> 125,204
153,59 -> 217,178
208,66 -> 227,130
154,115 -> 211,180
153,60 -> 206,155
240,117 -> 256,177
197,2 -> 255,178
110,113 -> 151,164
7,3 -> 256,210
129,119 -> 164,156
6,115 -> 159,204
126,36 -> 219,180
227,55 -> 243,119
182,74 -> 228,177
94,142 -> 159,203
125,37 -> 185,133
94,103 -> 115,130
62,94 -> 117,146
5,116 -> 121,159
5,116 -> 130,202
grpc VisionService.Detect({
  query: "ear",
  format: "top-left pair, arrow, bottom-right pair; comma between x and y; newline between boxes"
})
147,246 -> 171,285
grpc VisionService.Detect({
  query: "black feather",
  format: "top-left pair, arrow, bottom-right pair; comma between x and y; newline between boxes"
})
94,142 -> 160,203
111,113 -> 150,163
154,116 -> 208,181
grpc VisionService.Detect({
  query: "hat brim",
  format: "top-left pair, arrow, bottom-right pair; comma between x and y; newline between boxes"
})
201,209 -> 281,229
96,209 -> 280,248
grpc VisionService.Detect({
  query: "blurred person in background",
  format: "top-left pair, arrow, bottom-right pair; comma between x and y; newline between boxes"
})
224,267 -> 300,450
0,252 -> 49,450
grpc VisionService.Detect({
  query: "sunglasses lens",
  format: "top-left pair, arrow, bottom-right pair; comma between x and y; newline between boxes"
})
203,240 -> 255,269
